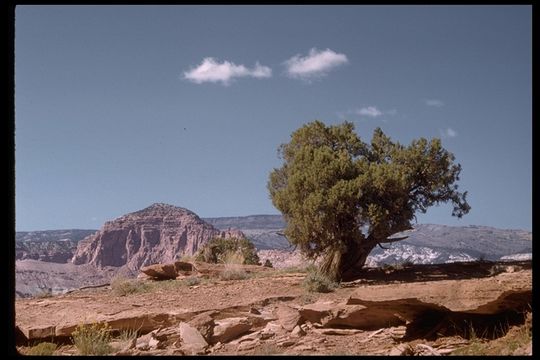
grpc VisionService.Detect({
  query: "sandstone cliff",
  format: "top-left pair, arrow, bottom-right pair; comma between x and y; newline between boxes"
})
71,203 -> 244,272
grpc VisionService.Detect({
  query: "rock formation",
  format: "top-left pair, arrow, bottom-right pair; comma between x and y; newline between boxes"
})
71,203 -> 244,272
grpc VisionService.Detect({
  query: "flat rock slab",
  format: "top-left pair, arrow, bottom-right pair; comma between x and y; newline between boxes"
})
16,275 -> 303,342
347,270 -> 531,312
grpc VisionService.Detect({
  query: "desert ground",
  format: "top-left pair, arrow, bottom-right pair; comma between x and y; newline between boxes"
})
15,260 -> 532,356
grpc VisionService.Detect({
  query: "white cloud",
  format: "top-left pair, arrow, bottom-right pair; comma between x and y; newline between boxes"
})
440,128 -> 458,138
338,106 -> 397,120
184,57 -> 272,85
284,48 -> 348,80
425,99 -> 445,107
356,106 -> 383,117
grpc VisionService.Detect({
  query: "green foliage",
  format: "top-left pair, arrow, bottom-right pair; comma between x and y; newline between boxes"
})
302,266 -> 338,293
268,120 -> 470,280
71,322 -> 113,355
27,342 -> 57,355
195,236 -> 260,265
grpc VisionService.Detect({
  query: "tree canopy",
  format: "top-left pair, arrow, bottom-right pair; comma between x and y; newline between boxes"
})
268,120 -> 470,280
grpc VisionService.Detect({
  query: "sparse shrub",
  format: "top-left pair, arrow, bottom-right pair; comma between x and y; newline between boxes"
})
381,263 -> 396,272
263,259 -> 273,268
71,322 -> 113,355
279,265 -> 311,273
401,259 -> 414,267
179,254 -> 195,262
184,276 -> 201,286
220,268 -> 250,281
218,250 -> 251,280
110,276 -> 150,296
391,259 -> 414,271
221,251 -> 245,265
148,279 -> 185,292
117,328 -> 138,343
195,236 -> 260,265
452,312 -> 532,356
112,328 -> 139,351
302,266 -> 338,293
476,254 -> 493,263
27,342 -> 57,355
299,292 -> 319,305
252,343 -> 283,355
35,288 -> 53,298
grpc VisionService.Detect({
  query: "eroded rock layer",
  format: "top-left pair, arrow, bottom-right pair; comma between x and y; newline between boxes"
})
71,203 -> 244,271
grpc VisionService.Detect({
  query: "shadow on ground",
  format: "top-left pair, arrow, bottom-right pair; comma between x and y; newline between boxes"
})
342,260 -> 531,285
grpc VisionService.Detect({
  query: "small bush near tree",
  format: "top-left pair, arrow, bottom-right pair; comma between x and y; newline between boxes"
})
302,266 -> 338,293
218,251 -> 251,280
196,237 -> 260,265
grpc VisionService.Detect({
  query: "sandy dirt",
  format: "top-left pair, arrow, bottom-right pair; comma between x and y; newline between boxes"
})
15,260 -> 532,356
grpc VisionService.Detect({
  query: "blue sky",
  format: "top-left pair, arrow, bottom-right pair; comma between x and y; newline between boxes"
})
15,5 -> 532,231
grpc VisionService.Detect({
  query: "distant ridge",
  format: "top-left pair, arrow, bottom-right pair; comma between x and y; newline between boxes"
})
16,214 -> 531,264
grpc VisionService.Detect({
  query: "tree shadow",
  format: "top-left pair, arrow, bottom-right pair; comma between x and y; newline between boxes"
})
341,260 -> 531,285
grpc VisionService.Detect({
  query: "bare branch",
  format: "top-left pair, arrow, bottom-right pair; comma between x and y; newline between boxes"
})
379,235 -> 409,244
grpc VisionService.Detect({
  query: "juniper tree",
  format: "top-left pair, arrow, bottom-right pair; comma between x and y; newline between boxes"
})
268,120 -> 470,281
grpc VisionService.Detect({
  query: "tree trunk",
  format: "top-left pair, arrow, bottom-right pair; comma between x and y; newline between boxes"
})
319,234 -> 410,281
319,248 -> 343,281
338,240 -> 377,281
319,240 -> 377,282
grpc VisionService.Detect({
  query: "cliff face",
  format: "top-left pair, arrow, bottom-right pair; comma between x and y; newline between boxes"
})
71,203 -> 244,271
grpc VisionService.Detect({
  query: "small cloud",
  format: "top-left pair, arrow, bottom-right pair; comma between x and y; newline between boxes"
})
356,106 -> 383,118
284,48 -> 348,80
425,99 -> 445,107
184,57 -> 272,85
440,128 -> 458,138
90,217 -> 98,221
339,106 -> 397,120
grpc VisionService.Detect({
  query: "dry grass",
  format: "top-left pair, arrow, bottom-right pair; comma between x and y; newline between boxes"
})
302,266 -> 338,293
452,312 -> 532,356
71,322 -> 113,355
251,343 -> 284,355
110,276 -> 151,296
26,342 -> 57,355
219,251 -> 251,281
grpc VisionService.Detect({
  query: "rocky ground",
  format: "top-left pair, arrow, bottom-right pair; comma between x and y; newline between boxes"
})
15,260 -> 532,356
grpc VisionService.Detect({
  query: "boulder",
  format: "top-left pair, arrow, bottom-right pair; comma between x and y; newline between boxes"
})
275,304 -> 302,331
140,263 -> 178,280
188,311 -> 217,341
210,317 -> 252,344
298,301 -> 337,324
291,325 -> 305,337
174,261 -> 195,276
178,322 -> 208,355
